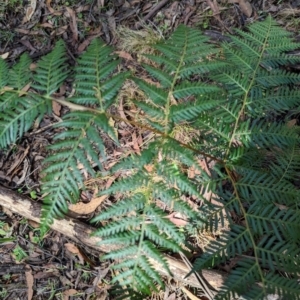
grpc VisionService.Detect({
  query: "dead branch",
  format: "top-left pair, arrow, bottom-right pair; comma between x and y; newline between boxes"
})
0,185 -> 227,290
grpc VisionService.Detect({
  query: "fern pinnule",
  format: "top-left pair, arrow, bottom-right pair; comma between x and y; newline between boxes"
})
9,54 -> 32,89
0,58 -> 8,88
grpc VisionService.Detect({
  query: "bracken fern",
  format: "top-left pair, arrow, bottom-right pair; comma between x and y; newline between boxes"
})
0,16 -> 299,299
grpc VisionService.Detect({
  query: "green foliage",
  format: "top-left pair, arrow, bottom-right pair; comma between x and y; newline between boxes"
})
0,16 -> 299,299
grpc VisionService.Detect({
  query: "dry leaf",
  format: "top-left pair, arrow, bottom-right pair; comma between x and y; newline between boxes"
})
64,243 -> 84,264
206,0 -> 220,15
166,212 -> 188,227
75,5 -> 90,13
28,220 -> 39,228
40,22 -> 54,28
65,7 -> 78,43
29,63 -> 37,71
19,83 -> 31,96
98,0 -> 105,7
0,86 -> 13,95
52,101 -> 61,116
69,177 -> 114,215
238,0 -> 252,17
55,25 -> 68,36
287,119 -> 297,127
25,265 -> 34,300
181,286 -> 201,300
7,146 -> 30,175
132,131 -> 141,154
63,289 -> 78,300
46,0 -> 62,16
0,52 -> 9,59
60,275 -> 73,287
20,39 -> 36,52
114,51 -> 133,60
24,0 -> 37,22
69,195 -> 107,215
227,0 -> 252,17
144,164 -> 154,172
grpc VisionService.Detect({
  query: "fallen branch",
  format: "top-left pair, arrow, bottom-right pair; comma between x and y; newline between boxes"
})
0,185 -> 227,290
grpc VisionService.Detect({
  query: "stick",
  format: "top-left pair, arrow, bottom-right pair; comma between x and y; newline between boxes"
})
135,0 -> 170,29
0,185 -> 227,290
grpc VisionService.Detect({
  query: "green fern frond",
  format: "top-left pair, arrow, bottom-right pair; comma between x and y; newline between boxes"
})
71,39 -> 129,109
32,40 -> 69,96
0,94 -> 51,148
9,53 -> 31,89
241,273 -> 300,300
132,78 -> 167,106
41,39 -> 127,231
170,98 -> 222,123
192,226 -> 252,270
188,16 -> 300,299
41,110 -> 118,230
215,259 -> 261,300
0,54 -> 31,112
1,15 -> 300,299
0,57 -> 8,88
0,43 -> 68,148
92,189 -> 185,295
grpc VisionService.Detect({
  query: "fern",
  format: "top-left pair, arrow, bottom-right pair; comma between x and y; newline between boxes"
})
0,45 -> 65,148
190,16 -> 300,299
41,39 -> 128,231
0,16 -> 300,299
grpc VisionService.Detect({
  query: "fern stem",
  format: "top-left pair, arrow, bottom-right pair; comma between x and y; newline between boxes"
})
224,18 -> 272,160
132,191 -> 150,290
222,19 -> 272,293
52,96 -> 224,163
0,87 -> 224,164
225,165 -> 267,294
163,30 -> 188,135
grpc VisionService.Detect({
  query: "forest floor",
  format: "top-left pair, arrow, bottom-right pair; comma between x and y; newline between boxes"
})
0,1 -> 299,299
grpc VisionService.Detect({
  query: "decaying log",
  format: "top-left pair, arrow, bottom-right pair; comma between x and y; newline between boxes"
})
0,185 -> 227,291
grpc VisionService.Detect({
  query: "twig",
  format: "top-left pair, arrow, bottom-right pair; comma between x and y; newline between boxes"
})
135,0 -> 170,29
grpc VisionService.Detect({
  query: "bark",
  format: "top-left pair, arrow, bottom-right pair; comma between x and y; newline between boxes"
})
0,185 -> 227,291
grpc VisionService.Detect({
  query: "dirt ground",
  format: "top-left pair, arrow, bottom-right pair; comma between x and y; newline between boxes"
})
0,1 -> 300,299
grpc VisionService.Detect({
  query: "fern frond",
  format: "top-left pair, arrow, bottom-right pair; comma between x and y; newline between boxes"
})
41,110 -> 118,230
1,15 -> 300,299
72,38 -> 129,109
0,43 -> 68,148
9,53 -> 31,89
190,16 -> 300,299
0,57 -> 8,88
170,98 -> 222,123
32,40 -> 69,96
41,38 -> 127,231
0,94 -> 51,148
92,188 -> 185,295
